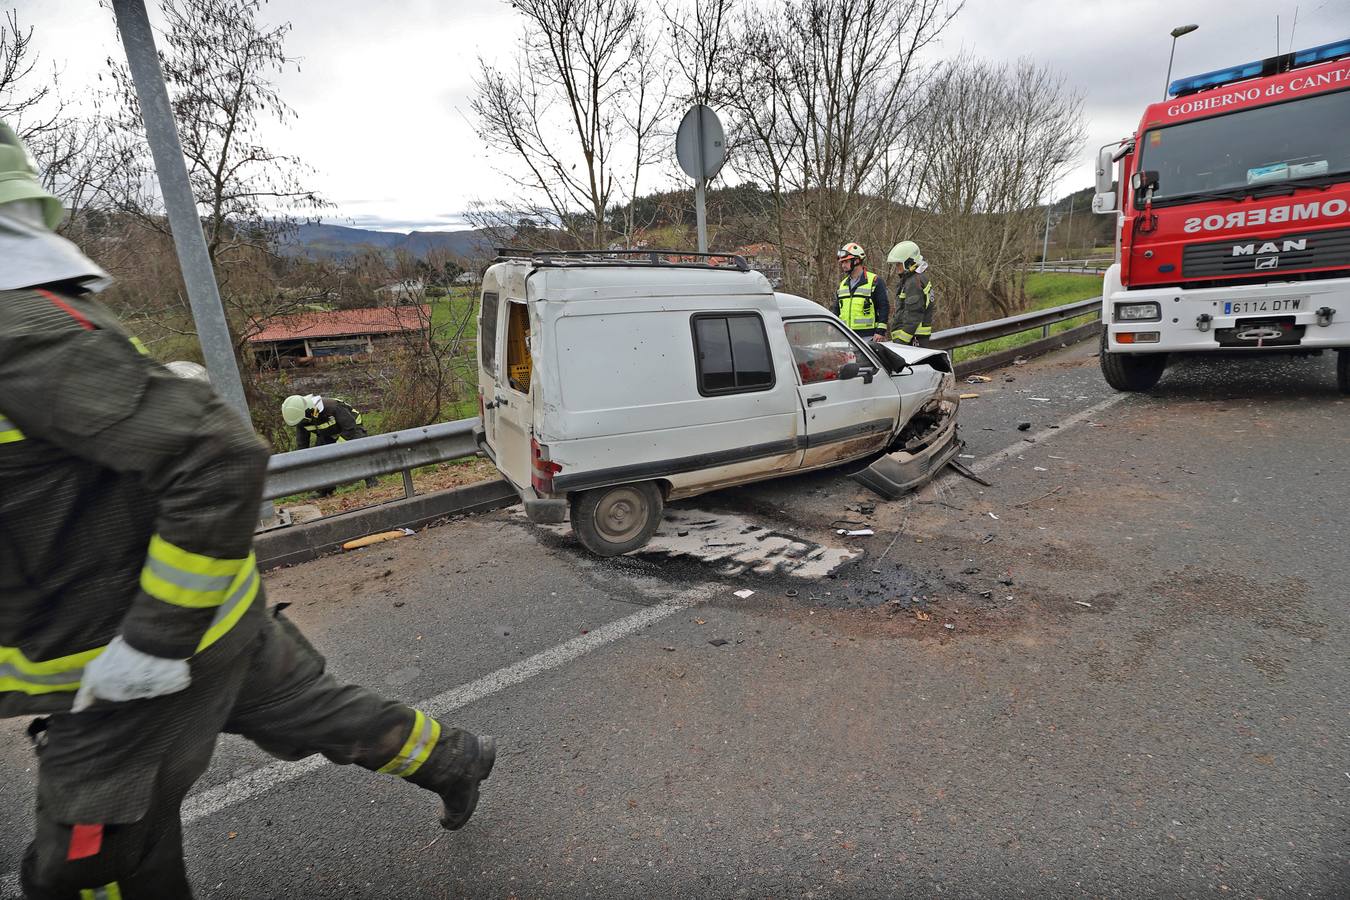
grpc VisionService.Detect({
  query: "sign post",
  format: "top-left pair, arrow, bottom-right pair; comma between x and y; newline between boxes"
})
675,105 -> 727,253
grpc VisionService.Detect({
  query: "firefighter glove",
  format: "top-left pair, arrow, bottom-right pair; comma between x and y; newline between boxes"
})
72,637 -> 191,711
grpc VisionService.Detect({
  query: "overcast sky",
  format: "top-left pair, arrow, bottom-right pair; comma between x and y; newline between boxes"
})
11,0 -> 1350,232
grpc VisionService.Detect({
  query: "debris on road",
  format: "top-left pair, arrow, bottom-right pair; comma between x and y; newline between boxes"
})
837,528 -> 875,536
944,623 -> 955,630
342,529 -> 413,551
733,589 -> 756,599
1034,466 -> 1048,472
959,393 -> 981,400
1074,601 -> 1093,608
1017,422 -> 1032,431
1029,397 -> 1051,402
987,512 -> 1000,520
966,374 -> 993,384
708,638 -> 730,647
663,646 -> 676,651
1013,356 -> 1029,365
915,611 -> 932,621
1014,485 -> 1064,508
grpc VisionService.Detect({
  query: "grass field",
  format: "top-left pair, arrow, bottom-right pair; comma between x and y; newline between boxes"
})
950,273 -> 1103,363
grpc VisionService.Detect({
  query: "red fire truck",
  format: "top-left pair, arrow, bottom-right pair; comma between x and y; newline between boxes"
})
1092,37 -> 1350,393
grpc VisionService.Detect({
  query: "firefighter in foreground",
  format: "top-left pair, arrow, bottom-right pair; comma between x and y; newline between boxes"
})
886,240 -> 935,346
281,393 -> 378,492
0,121 -> 495,899
834,241 -> 889,341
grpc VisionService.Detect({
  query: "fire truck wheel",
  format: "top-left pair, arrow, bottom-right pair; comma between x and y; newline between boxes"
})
1099,333 -> 1166,392
1337,350 -> 1350,395
570,481 -> 664,557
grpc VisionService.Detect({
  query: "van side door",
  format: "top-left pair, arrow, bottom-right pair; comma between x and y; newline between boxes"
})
783,318 -> 901,468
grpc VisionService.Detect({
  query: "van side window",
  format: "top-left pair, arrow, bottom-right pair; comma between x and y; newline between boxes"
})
480,291 -> 500,376
691,313 -> 775,396
784,319 -> 862,385
505,301 -> 532,394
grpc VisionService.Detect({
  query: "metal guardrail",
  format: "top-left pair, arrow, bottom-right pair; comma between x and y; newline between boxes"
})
261,296 -> 1105,501
927,296 -> 1102,352
264,418 -> 480,501
1037,257 -> 1112,274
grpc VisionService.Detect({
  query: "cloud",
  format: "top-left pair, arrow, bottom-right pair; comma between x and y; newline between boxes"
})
17,0 -> 1350,228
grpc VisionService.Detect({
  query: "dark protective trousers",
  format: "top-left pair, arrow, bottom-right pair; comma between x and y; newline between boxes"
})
21,611 -> 477,899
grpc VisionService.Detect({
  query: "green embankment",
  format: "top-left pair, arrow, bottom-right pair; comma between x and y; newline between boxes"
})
951,273 -> 1103,363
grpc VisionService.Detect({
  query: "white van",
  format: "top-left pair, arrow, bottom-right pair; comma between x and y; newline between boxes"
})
474,251 -> 961,556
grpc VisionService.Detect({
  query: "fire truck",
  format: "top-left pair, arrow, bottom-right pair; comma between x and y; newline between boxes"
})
1092,37 -> 1350,394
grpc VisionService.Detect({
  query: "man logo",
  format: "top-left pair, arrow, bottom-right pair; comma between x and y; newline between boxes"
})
1231,238 -> 1308,257
1255,256 -> 1279,270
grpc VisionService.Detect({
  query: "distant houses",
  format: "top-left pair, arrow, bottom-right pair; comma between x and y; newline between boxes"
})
247,306 -> 431,367
373,278 -> 425,305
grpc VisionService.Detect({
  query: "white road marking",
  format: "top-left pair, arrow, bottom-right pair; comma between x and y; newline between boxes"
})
0,591 -> 704,899
966,393 -> 1128,478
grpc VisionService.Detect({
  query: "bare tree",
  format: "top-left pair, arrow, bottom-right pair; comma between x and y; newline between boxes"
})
723,0 -> 962,302
106,0 -> 328,363
469,0 -> 664,249
916,60 -> 1085,321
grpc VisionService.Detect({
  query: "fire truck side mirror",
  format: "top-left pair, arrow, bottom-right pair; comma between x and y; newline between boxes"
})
1094,144 -> 1119,213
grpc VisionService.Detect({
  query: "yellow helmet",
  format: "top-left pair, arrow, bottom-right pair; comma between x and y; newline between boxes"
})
887,240 -> 922,270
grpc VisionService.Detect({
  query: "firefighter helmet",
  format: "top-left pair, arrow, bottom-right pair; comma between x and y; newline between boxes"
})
281,394 -> 315,426
0,121 -> 63,229
887,240 -> 923,270
837,241 -> 866,263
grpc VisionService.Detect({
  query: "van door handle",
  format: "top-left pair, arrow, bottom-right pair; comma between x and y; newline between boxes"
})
806,394 -> 827,405
495,396 -> 510,407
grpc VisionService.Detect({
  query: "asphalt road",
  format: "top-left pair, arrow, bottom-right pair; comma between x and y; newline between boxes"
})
2,343 -> 1348,899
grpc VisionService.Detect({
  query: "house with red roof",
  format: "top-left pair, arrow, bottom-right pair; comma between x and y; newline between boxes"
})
246,306 -> 430,367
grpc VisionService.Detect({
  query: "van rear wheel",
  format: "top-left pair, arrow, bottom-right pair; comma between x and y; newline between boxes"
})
570,482 -> 664,557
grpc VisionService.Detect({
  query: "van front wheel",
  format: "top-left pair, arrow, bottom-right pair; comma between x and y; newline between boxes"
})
570,482 -> 664,557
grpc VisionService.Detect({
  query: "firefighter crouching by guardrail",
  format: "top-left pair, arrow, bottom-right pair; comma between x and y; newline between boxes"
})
887,240 -> 935,346
0,121 -> 496,900
282,393 -> 380,496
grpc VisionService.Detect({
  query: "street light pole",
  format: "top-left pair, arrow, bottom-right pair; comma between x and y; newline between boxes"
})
1164,24 -> 1200,98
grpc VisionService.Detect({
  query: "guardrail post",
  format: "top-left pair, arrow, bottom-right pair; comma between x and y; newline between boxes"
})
402,468 -> 415,499
1042,323 -> 1050,339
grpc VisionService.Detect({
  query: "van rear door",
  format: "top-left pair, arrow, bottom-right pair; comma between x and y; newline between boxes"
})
489,297 -> 535,492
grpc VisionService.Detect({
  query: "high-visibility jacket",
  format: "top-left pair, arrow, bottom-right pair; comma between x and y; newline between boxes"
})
0,287 -> 269,717
892,269 -> 935,344
295,397 -> 368,450
836,271 -> 886,334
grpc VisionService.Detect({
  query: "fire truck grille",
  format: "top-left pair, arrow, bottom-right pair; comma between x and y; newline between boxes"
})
1182,227 -> 1350,278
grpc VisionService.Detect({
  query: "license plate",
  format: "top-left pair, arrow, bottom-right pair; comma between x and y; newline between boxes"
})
1224,299 -> 1302,315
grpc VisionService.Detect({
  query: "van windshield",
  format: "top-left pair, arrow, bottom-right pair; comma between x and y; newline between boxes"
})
1139,87 -> 1350,203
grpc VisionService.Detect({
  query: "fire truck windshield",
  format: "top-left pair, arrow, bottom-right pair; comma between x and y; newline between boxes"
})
1137,87 -> 1350,205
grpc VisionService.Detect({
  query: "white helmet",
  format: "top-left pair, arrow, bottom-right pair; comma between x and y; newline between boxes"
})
281,393 -> 321,426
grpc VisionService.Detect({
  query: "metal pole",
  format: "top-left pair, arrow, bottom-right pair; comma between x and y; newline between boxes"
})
1164,36 -> 1178,99
112,0 -> 272,521
1040,197 -> 1053,271
111,1 -> 249,417
694,109 -> 709,253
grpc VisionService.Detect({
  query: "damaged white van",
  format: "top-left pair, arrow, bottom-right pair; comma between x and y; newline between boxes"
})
474,251 -> 961,556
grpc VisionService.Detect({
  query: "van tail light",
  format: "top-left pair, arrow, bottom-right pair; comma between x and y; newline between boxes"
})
531,436 -> 562,494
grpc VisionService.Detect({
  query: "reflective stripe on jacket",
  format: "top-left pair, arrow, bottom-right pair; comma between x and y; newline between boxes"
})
0,287 -> 268,716
836,271 -> 878,332
892,269 -> 935,344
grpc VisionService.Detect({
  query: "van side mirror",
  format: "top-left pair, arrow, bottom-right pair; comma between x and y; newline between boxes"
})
839,362 -> 875,384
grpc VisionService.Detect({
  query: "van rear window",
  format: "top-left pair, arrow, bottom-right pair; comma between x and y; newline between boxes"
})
480,291 -> 500,375
691,313 -> 774,396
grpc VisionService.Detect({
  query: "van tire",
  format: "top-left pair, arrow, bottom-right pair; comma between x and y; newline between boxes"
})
570,482 -> 664,557
1100,333 -> 1167,392
1337,349 -> 1350,395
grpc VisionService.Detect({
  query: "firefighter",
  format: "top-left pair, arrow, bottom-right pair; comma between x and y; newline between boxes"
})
886,240 -> 935,346
0,121 -> 495,900
834,242 -> 889,341
281,393 -> 379,492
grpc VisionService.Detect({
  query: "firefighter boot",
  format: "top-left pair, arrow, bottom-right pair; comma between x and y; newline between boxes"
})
406,728 -> 497,830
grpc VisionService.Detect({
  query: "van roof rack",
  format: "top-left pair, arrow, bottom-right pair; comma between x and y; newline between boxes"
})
494,248 -> 750,272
